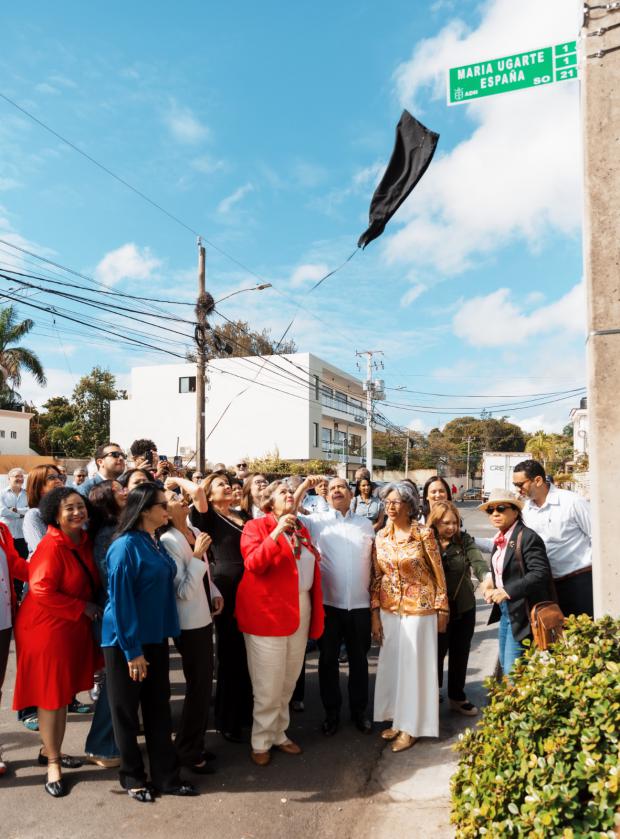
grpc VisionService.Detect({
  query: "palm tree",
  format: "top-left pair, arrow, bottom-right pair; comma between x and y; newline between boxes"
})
0,306 -> 46,396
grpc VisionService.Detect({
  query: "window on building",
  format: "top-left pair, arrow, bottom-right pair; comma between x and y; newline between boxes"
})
321,427 -> 332,451
335,391 -> 348,410
10,431 -> 16,439
312,422 -> 319,448
179,376 -> 196,393
349,433 -> 362,456
0,430 -> 5,438
314,375 -> 320,401
334,429 -> 347,456
320,385 -> 333,408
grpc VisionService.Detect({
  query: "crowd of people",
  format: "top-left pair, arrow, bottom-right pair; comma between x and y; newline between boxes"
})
0,446 -> 593,801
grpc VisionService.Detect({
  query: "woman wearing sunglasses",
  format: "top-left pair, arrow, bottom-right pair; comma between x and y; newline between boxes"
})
102,483 -> 197,802
478,489 -> 552,676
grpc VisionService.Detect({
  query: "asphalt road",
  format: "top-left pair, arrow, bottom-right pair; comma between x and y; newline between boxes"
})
0,503 -> 496,839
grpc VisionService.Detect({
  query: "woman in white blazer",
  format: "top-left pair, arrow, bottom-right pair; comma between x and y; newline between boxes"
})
160,487 -> 223,774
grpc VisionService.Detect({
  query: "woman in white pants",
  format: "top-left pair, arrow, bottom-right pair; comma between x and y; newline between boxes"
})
371,481 -> 449,753
237,481 -> 324,766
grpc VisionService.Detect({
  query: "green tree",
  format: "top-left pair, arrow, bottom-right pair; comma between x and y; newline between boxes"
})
71,367 -> 124,456
36,397 -> 79,455
0,305 -> 46,405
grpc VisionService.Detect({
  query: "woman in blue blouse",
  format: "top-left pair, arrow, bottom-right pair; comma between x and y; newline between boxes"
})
102,483 -> 197,802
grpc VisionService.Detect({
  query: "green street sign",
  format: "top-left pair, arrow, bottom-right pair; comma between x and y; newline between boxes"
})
447,41 -> 578,105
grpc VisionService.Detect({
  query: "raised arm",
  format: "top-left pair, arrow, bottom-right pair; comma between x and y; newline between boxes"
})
164,476 -> 207,514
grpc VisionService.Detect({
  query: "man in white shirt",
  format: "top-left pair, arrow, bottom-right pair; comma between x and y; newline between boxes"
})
298,477 -> 375,736
0,468 -> 29,560
512,459 -> 593,618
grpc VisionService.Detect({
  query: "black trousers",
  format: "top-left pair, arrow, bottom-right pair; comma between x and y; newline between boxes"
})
173,624 -> 213,766
318,606 -> 371,720
555,570 -> 594,618
104,643 -> 180,791
0,627 -> 10,706
213,601 -> 253,735
13,538 -> 27,600
437,605 -> 476,702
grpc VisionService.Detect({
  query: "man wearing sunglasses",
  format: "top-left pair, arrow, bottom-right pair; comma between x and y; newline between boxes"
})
512,459 -> 592,618
78,443 -> 126,498
234,461 -> 249,480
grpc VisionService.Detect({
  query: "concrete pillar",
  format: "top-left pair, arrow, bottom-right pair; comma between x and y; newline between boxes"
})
582,9 -> 620,618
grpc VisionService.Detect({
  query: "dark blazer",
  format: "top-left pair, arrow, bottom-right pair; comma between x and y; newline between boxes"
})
488,520 -> 552,642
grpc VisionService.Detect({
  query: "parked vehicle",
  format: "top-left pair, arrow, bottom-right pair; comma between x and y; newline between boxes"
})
481,451 -> 531,501
460,487 -> 482,501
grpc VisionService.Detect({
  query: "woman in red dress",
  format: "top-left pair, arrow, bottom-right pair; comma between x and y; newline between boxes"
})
13,487 -> 102,797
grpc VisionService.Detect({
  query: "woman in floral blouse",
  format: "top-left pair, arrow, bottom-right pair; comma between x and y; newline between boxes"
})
371,481 -> 448,753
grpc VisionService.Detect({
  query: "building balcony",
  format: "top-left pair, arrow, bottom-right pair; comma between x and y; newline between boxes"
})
321,442 -> 386,468
320,395 -> 366,426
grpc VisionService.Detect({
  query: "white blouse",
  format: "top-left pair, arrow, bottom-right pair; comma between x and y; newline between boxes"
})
283,537 -> 315,593
160,526 -> 222,631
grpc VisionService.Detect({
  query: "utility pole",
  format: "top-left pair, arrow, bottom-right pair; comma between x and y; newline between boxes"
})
465,436 -> 472,490
405,428 -> 410,478
582,5 -> 620,618
194,239 -> 214,474
356,350 -> 384,479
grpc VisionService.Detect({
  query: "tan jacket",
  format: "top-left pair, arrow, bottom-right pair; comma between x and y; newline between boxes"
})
371,520 -> 448,616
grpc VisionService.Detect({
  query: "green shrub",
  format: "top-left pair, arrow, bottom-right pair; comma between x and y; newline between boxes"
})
451,615 -> 620,838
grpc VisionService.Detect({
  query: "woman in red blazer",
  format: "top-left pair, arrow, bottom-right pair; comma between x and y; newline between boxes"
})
237,480 -> 323,766
0,521 -> 29,776
13,487 -> 103,797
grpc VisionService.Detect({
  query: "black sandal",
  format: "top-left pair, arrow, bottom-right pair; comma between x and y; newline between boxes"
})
44,758 -> 68,798
38,749 -> 83,768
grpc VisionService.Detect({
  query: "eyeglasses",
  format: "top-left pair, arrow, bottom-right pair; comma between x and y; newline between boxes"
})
46,474 -> 62,482
512,480 -> 530,489
237,463 -> 247,468
104,451 -> 125,459
485,505 -> 515,515
152,501 -> 168,510
384,499 -> 403,508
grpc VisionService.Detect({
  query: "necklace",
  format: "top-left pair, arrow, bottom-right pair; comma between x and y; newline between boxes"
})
213,508 -> 244,533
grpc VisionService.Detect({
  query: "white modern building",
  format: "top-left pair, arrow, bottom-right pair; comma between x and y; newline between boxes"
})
569,397 -> 588,458
0,408 -> 36,455
110,353 -> 386,478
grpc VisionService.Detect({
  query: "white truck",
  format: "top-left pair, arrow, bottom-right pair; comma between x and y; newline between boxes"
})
481,451 -> 531,501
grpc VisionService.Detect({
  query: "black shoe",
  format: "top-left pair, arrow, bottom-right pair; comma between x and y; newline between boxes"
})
45,778 -> 68,798
128,787 -> 155,803
38,750 -> 83,768
322,718 -> 339,737
352,715 -> 373,734
163,783 -> 199,796
44,759 -> 68,798
201,750 -> 217,762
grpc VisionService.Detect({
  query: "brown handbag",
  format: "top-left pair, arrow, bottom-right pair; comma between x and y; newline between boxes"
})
514,531 -> 565,651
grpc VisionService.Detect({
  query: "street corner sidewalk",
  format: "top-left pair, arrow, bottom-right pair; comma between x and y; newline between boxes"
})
368,599 -> 498,837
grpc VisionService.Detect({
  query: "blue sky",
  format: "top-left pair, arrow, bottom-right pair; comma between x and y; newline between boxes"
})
0,0 -> 584,434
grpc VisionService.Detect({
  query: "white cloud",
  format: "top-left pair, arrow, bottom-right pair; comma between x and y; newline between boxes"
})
191,155 -> 226,175
19,368 -> 80,408
385,0 -> 580,275
292,161 -> 328,188
453,281 -> 585,347
400,283 -> 427,307
0,178 -> 20,191
216,183 -> 254,215
94,243 -> 161,287
164,102 -> 209,144
289,263 -> 329,288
